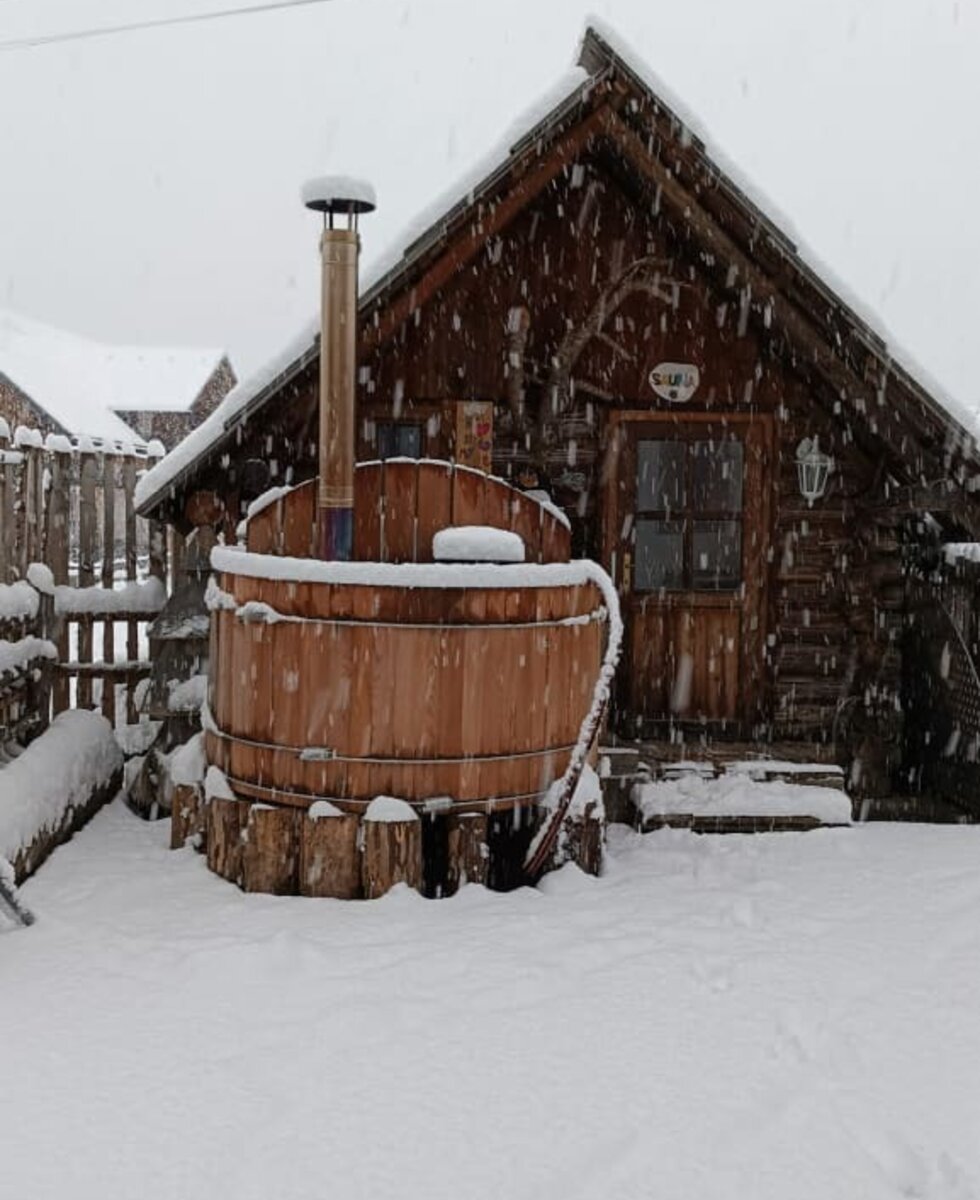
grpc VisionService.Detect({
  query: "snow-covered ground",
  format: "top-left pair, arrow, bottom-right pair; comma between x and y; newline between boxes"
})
3,804 -> 980,1200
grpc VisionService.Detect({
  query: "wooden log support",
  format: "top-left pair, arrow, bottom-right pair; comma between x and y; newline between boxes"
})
170,782 -> 205,850
206,796 -> 249,885
562,801 -> 604,877
446,812 -> 489,891
299,807 -> 361,899
361,804 -> 422,898
241,804 -> 301,894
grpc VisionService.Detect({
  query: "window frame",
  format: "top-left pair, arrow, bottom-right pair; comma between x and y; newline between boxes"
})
633,433 -> 745,594
376,420 -> 424,461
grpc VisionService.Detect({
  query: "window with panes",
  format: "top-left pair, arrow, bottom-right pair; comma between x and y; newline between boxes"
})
376,421 -> 423,460
634,436 -> 744,591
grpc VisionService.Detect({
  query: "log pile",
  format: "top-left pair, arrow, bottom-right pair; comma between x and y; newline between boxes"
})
177,789 -> 597,900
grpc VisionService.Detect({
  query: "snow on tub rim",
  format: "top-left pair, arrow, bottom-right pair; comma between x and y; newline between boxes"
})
205,545 -> 619,814
210,545 -> 609,591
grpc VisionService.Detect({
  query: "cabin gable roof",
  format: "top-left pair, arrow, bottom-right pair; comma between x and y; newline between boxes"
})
135,20 -> 980,526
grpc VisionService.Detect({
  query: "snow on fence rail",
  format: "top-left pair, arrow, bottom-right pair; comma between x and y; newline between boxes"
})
0,422 -> 170,729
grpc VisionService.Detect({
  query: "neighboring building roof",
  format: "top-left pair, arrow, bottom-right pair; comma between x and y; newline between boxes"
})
0,308 -> 229,447
135,18 -> 980,516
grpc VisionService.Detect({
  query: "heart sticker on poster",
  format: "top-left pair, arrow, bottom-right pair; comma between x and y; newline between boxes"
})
649,362 -> 700,403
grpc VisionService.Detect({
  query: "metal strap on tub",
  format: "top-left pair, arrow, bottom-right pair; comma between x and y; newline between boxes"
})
205,720 -> 578,766
220,774 -> 546,812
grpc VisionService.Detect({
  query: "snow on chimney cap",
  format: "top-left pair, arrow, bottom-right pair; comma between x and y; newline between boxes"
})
301,175 -> 377,215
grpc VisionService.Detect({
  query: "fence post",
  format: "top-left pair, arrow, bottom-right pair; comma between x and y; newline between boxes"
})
76,451 -> 98,708
0,422 -> 14,582
46,439 -> 72,715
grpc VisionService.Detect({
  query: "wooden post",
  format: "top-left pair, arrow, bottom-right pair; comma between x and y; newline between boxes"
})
361,804 -> 422,899
446,812 -> 489,892
0,424 -> 12,582
170,782 -> 205,850
122,457 -> 139,723
46,445 -> 71,714
101,454 -> 116,726
241,804 -> 301,895
19,442 -> 38,576
563,802 -> 604,877
206,796 -> 249,885
76,452 -> 98,708
299,807 -> 361,898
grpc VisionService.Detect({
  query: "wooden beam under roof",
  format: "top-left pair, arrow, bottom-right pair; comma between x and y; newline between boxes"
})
361,89 -> 624,354
595,106 -> 970,491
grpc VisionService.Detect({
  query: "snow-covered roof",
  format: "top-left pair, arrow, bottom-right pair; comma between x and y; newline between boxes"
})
135,18 -> 978,517
0,309 -> 228,446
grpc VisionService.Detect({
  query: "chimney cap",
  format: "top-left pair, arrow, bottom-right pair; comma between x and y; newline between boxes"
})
302,175 -> 377,215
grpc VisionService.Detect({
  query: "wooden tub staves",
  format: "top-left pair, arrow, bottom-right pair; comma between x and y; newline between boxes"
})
205,549 -> 610,814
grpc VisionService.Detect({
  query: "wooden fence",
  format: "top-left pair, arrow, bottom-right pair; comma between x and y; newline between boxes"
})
0,423 -> 169,730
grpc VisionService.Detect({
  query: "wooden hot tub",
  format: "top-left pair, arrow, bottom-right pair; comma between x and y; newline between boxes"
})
205,550 -> 610,812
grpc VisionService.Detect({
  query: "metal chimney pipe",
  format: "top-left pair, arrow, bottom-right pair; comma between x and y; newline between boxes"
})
302,177 -> 376,560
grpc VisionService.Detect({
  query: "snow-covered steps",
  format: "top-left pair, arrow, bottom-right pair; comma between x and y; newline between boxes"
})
599,741 -> 850,831
634,772 -> 852,832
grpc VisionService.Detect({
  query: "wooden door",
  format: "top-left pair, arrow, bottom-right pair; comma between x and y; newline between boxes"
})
604,412 -> 772,732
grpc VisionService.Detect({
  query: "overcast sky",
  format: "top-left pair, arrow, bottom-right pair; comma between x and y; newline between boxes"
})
1,0 -> 977,410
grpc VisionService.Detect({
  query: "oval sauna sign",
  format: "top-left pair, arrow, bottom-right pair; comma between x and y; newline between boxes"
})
649,362 -> 700,403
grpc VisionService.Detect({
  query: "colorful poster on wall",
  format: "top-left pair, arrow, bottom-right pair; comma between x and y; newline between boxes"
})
455,400 -> 494,472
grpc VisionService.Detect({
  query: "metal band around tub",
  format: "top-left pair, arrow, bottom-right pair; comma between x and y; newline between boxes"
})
206,720 -> 579,766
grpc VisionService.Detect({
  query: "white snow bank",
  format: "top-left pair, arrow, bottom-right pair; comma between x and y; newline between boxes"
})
635,774 -> 851,825
433,526 -> 525,563
5,809 -> 980,1198
170,734 -> 206,787
0,580 -> 39,623
308,799 -> 344,820
943,543 -> 980,564
727,760 -> 844,779
211,546 -> 610,593
363,796 -> 418,824
204,765 -> 235,802
0,710 -> 121,865
0,635 -> 56,676
167,674 -> 207,714
51,577 -> 167,616
543,762 -> 605,825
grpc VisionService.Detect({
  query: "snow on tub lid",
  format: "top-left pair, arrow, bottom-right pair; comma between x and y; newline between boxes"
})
432,526 -> 525,564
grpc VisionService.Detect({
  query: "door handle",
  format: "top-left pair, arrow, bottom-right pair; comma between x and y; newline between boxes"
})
622,551 -> 632,593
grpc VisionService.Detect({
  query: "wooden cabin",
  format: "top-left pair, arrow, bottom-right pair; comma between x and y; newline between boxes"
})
137,22 -> 980,811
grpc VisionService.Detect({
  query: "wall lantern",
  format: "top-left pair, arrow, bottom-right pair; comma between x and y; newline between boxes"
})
796,437 -> 834,506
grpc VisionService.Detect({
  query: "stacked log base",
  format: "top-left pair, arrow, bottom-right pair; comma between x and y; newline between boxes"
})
446,813 -> 489,890
170,783 -> 206,850
206,797 -> 248,884
299,812 -> 361,898
181,796 -> 594,898
242,806 -> 301,894
362,816 -> 423,899
561,803 -> 604,877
